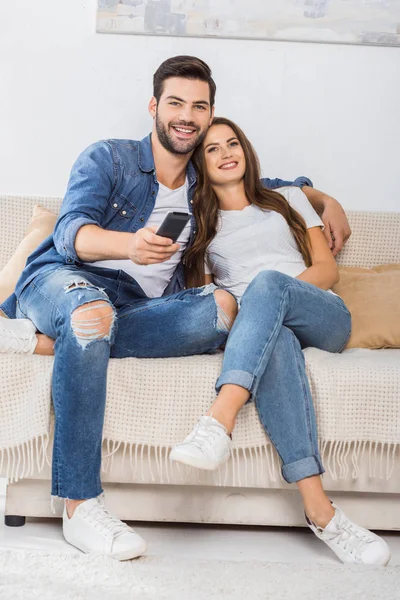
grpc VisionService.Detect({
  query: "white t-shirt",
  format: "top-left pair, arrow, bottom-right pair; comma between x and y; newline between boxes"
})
204,187 -> 324,302
88,179 -> 191,298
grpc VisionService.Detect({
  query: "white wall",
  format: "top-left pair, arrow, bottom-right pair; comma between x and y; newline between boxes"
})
1,1 -> 399,211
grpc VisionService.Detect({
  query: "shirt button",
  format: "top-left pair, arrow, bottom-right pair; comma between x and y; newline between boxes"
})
140,218 -> 144,222
121,210 -> 127,216
151,191 -> 155,196
113,203 -> 118,208
190,200 -> 193,204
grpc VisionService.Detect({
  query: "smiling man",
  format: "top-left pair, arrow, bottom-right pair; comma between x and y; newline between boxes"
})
0,56 -> 351,560
153,83 -> 211,153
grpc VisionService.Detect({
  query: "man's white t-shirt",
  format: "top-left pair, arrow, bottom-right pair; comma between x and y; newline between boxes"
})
87,179 -> 191,298
204,187 -> 324,302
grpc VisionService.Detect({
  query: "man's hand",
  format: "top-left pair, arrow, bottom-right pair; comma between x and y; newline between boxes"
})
301,186 -> 351,256
128,226 -> 180,265
320,195 -> 352,256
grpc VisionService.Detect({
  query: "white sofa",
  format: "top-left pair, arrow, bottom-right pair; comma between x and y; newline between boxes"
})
1,195 -> 399,530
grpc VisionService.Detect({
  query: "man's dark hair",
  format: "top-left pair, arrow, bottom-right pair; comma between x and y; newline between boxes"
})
153,55 -> 216,107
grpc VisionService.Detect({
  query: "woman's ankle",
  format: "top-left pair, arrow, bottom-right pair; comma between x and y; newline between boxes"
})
206,410 -> 236,434
297,474 -> 335,528
304,498 -> 335,528
205,385 -> 250,434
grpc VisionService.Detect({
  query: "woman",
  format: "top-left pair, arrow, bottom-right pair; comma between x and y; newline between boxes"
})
169,117 -> 390,566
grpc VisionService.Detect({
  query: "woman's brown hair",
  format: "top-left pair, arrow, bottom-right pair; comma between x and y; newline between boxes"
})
184,117 -> 312,288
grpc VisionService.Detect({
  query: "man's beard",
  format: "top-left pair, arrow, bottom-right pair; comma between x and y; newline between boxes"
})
155,113 -> 207,155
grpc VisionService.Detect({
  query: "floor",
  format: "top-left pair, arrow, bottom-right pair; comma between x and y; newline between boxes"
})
1,478 -> 400,566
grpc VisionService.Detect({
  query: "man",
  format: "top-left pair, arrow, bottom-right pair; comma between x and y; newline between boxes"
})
0,56 -> 351,559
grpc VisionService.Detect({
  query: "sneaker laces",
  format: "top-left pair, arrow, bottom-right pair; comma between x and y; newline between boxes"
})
0,329 -> 33,354
0,323 -> 36,354
182,417 -> 227,453
321,513 -> 376,558
83,496 -> 132,539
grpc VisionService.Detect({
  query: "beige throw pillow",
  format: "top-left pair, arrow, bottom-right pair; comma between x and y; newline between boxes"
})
0,205 -> 57,304
333,264 -> 400,349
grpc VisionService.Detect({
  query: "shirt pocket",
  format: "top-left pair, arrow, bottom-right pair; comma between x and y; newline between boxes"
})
103,194 -> 137,231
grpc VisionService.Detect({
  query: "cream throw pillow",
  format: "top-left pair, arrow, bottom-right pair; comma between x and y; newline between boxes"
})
0,205 -> 57,305
333,264 -> 400,349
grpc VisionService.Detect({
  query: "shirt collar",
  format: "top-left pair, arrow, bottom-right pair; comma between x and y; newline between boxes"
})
138,134 -> 155,173
138,133 -> 197,188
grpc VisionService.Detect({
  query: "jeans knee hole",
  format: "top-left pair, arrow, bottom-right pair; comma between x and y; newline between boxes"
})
216,305 -> 233,333
71,303 -> 115,349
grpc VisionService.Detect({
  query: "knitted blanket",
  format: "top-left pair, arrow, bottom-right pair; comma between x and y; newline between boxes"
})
1,347 -> 399,485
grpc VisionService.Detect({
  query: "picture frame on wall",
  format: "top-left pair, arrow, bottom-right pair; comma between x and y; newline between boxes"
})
97,0 -> 400,47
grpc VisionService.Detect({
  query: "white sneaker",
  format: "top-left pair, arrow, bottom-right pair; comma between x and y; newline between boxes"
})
0,315 -> 38,355
170,415 -> 232,470
62,495 -> 147,561
306,502 -> 391,566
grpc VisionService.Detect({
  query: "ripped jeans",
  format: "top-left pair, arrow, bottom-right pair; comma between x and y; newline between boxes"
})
16,265 -> 229,499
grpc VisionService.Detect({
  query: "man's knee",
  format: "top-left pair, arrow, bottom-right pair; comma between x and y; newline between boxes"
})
214,290 -> 238,332
71,300 -> 116,347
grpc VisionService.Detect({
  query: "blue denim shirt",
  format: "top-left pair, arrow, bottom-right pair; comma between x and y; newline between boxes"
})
1,134 -> 312,318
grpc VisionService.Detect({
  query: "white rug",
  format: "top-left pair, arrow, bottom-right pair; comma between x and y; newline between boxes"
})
0,548 -> 399,600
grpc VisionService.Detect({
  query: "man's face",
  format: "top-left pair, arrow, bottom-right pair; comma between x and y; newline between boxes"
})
149,77 -> 214,155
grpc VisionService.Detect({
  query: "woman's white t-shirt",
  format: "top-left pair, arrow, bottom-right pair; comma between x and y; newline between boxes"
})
204,187 -> 324,302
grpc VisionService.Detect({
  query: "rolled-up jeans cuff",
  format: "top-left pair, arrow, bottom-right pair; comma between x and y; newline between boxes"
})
216,370 -> 254,393
282,455 -> 325,483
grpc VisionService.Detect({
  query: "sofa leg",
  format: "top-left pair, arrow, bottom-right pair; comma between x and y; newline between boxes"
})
5,515 -> 26,527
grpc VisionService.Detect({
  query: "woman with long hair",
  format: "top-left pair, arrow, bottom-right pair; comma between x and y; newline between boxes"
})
170,117 -> 390,566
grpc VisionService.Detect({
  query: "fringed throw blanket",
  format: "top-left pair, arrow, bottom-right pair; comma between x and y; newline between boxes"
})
1,348 -> 399,485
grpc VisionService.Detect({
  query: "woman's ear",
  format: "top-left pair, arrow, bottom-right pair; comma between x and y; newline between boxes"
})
148,97 -> 157,119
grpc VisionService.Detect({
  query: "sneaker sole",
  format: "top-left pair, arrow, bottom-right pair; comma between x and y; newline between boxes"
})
63,529 -> 147,561
169,449 -> 231,471
381,554 -> 391,567
306,520 -> 392,566
327,546 -> 391,566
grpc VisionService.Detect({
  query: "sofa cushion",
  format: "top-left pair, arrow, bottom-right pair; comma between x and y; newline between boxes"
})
333,265 -> 400,349
0,205 -> 57,304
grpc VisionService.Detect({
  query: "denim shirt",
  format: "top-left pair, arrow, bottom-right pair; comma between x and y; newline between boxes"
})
1,134 -> 312,319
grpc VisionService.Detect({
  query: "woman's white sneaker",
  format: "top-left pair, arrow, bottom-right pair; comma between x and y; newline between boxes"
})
169,415 -> 232,470
0,315 -> 38,355
62,495 -> 147,561
306,502 -> 391,566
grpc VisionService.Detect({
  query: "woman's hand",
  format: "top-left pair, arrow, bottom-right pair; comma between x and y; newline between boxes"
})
296,227 -> 339,290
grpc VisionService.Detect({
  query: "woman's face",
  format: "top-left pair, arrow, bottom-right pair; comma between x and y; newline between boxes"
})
203,124 -> 246,186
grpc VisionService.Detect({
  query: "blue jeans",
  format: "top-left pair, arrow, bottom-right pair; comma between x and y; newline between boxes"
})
16,265 -> 229,499
216,270 -> 352,484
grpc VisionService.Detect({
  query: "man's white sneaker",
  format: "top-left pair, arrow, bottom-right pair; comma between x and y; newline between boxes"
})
306,502 -> 391,566
0,315 -> 38,355
62,495 -> 147,561
170,415 -> 232,470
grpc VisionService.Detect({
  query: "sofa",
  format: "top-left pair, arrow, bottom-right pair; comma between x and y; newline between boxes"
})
1,195 -> 399,530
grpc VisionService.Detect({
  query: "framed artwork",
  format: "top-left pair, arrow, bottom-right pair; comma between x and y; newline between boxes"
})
97,1 -> 400,47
